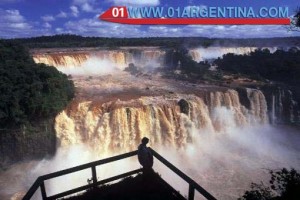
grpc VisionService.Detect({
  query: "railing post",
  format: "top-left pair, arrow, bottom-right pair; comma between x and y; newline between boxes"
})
91,166 -> 97,187
188,184 -> 195,200
40,181 -> 47,200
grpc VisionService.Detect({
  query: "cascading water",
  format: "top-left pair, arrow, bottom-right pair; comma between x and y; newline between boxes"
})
54,89 -> 269,155
33,53 -> 88,68
188,47 -> 279,62
32,48 -> 166,70
267,87 -> 300,124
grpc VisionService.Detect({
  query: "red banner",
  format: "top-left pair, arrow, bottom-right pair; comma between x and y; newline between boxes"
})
99,6 -> 290,25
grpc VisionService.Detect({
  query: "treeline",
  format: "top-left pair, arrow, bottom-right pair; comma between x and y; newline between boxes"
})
214,48 -> 300,86
8,34 -> 300,49
0,40 -> 74,128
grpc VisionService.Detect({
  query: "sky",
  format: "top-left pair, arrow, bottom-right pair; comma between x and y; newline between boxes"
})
0,0 -> 300,38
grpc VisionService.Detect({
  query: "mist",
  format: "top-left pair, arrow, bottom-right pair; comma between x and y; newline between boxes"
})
56,57 -> 121,76
189,47 -> 279,62
54,56 -> 163,76
153,107 -> 300,199
0,145 -> 139,200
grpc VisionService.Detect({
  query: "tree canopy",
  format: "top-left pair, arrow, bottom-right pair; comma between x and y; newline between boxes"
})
0,40 -> 74,128
214,48 -> 300,86
8,34 -> 300,49
239,168 -> 300,200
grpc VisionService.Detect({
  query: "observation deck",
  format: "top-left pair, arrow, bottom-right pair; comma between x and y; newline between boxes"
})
23,148 -> 217,200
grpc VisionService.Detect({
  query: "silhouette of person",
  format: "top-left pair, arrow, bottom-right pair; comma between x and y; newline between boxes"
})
138,137 -> 153,175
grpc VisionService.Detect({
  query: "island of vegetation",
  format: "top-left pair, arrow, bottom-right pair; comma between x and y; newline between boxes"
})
0,40 -> 74,167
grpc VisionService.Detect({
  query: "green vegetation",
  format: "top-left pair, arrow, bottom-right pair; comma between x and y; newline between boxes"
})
214,48 -> 300,86
0,40 -> 74,128
8,34 -> 300,48
239,168 -> 300,200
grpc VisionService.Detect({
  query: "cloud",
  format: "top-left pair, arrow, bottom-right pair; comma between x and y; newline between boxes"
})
71,0 -> 101,13
0,9 -> 32,38
41,15 -> 55,22
111,0 -> 160,6
81,3 -> 93,12
43,22 -> 52,28
9,22 -> 29,29
70,6 -> 79,17
55,27 -> 63,33
72,0 -> 92,4
63,17 -> 144,37
145,25 -> 299,38
57,11 -> 67,18
0,9 -> 54,38
3,9 -> 25,22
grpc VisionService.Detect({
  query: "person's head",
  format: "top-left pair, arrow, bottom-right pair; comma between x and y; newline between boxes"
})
141,137 -> 149,145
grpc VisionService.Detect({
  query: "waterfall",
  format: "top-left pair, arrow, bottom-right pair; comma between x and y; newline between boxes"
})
246,88 -> 269,124
55,89 -> 269,152
269,88 -> 300,124
33,53 -> 88,67
188,47 -> 278,62
32,48 -> 166,70
272,94 -> 276,124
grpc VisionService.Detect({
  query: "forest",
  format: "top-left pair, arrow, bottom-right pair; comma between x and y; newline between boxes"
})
0,40 -> 74,128
214,48 -> 300,86
9,34 -> 300,48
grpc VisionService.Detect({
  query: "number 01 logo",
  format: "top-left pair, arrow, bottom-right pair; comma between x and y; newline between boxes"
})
112,7 -> 125,18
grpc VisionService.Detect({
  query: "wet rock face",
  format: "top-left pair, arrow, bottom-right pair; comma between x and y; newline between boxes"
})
260,85 -> 300,125
0,120 -> 56,168
178,99 -> 190,115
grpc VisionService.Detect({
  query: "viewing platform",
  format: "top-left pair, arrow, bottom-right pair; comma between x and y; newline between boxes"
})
23,148 -> 217,200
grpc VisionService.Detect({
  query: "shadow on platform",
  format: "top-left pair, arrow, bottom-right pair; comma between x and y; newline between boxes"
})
64,172 -> 185,200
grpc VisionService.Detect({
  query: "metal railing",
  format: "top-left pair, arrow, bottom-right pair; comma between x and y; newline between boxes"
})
23,148 -> 217,200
